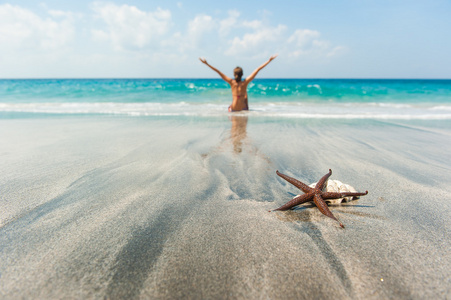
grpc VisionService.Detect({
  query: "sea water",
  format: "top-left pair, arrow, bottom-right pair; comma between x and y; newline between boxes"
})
0,79 -> 450,120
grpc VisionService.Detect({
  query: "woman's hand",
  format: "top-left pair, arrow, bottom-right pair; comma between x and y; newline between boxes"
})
199,57 -> 208,64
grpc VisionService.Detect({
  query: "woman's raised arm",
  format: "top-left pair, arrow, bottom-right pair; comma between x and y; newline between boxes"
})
245,54 -> 278,83
199,58 -> 233,84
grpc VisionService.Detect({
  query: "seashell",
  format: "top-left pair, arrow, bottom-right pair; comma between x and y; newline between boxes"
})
306,179 -> 360,204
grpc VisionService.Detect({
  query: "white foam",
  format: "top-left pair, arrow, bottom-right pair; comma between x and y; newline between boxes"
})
1,102 -> 451,120
430,105 -> 451,111
307,84 -> 322,93
370,102 -> 412,109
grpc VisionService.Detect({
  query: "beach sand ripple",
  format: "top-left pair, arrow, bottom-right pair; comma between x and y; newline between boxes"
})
1,117 -> 450,299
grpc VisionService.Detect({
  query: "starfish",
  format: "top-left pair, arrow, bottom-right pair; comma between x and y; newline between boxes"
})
272,169 -> 368,228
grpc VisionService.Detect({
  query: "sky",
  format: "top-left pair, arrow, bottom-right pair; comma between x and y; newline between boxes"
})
0,0 -> 450,78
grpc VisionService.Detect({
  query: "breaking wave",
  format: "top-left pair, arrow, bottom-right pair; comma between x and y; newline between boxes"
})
1,102 -> 450,120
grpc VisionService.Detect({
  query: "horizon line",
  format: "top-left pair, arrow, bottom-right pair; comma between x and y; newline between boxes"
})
1,77 -> 450,80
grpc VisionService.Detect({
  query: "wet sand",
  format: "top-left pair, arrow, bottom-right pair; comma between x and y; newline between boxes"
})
1,116 -> 450,299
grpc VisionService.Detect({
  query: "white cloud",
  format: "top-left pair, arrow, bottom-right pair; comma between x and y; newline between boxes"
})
242,20 -> 263,30
48,10 -> 73,18
0,4 -> 74,51
0,4 -> 345,78
163,14 -> 216,54
219,10 -> 240,36
287,29 -> 344,58
220,15 -> 342,60
225,24 -> 287,57
288,29 -> 320,47
188,14 -> 215,41
326,46 -> 346,57
91,2 -> 171,51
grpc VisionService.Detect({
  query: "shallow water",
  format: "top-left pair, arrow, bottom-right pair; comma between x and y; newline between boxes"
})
1,79 -> 450,119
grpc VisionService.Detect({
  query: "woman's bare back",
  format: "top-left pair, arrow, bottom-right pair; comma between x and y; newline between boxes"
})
230,80 -> 249,111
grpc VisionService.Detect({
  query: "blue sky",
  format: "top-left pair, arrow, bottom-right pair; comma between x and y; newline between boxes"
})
0,0 -> 450,78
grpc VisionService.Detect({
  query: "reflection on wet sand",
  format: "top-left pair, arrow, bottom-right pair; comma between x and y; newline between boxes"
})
202,114 -> 270,164
229,115 -> 248,154
227,115 -> 271,165
199,113 -> 274,201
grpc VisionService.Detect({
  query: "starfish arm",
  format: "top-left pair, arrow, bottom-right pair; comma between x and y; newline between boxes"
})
272,193 -> 313,211
313,193 -> 344,228
276,170 -> 313,193
315,169 -> 332,191
322,190 -> 368,199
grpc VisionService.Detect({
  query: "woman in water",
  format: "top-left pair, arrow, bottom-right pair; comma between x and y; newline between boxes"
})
199,55 -> 277,112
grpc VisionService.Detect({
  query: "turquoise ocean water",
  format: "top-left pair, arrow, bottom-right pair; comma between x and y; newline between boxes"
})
1,79 -> 450,119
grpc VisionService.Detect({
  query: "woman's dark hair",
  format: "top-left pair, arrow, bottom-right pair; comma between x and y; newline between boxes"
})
234,67 -> 243,82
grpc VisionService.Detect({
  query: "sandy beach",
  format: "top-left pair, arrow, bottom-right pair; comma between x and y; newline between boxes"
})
1,115 -> 450,299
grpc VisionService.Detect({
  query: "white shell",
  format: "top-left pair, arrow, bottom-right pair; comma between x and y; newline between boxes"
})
305,179 -> 360,204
